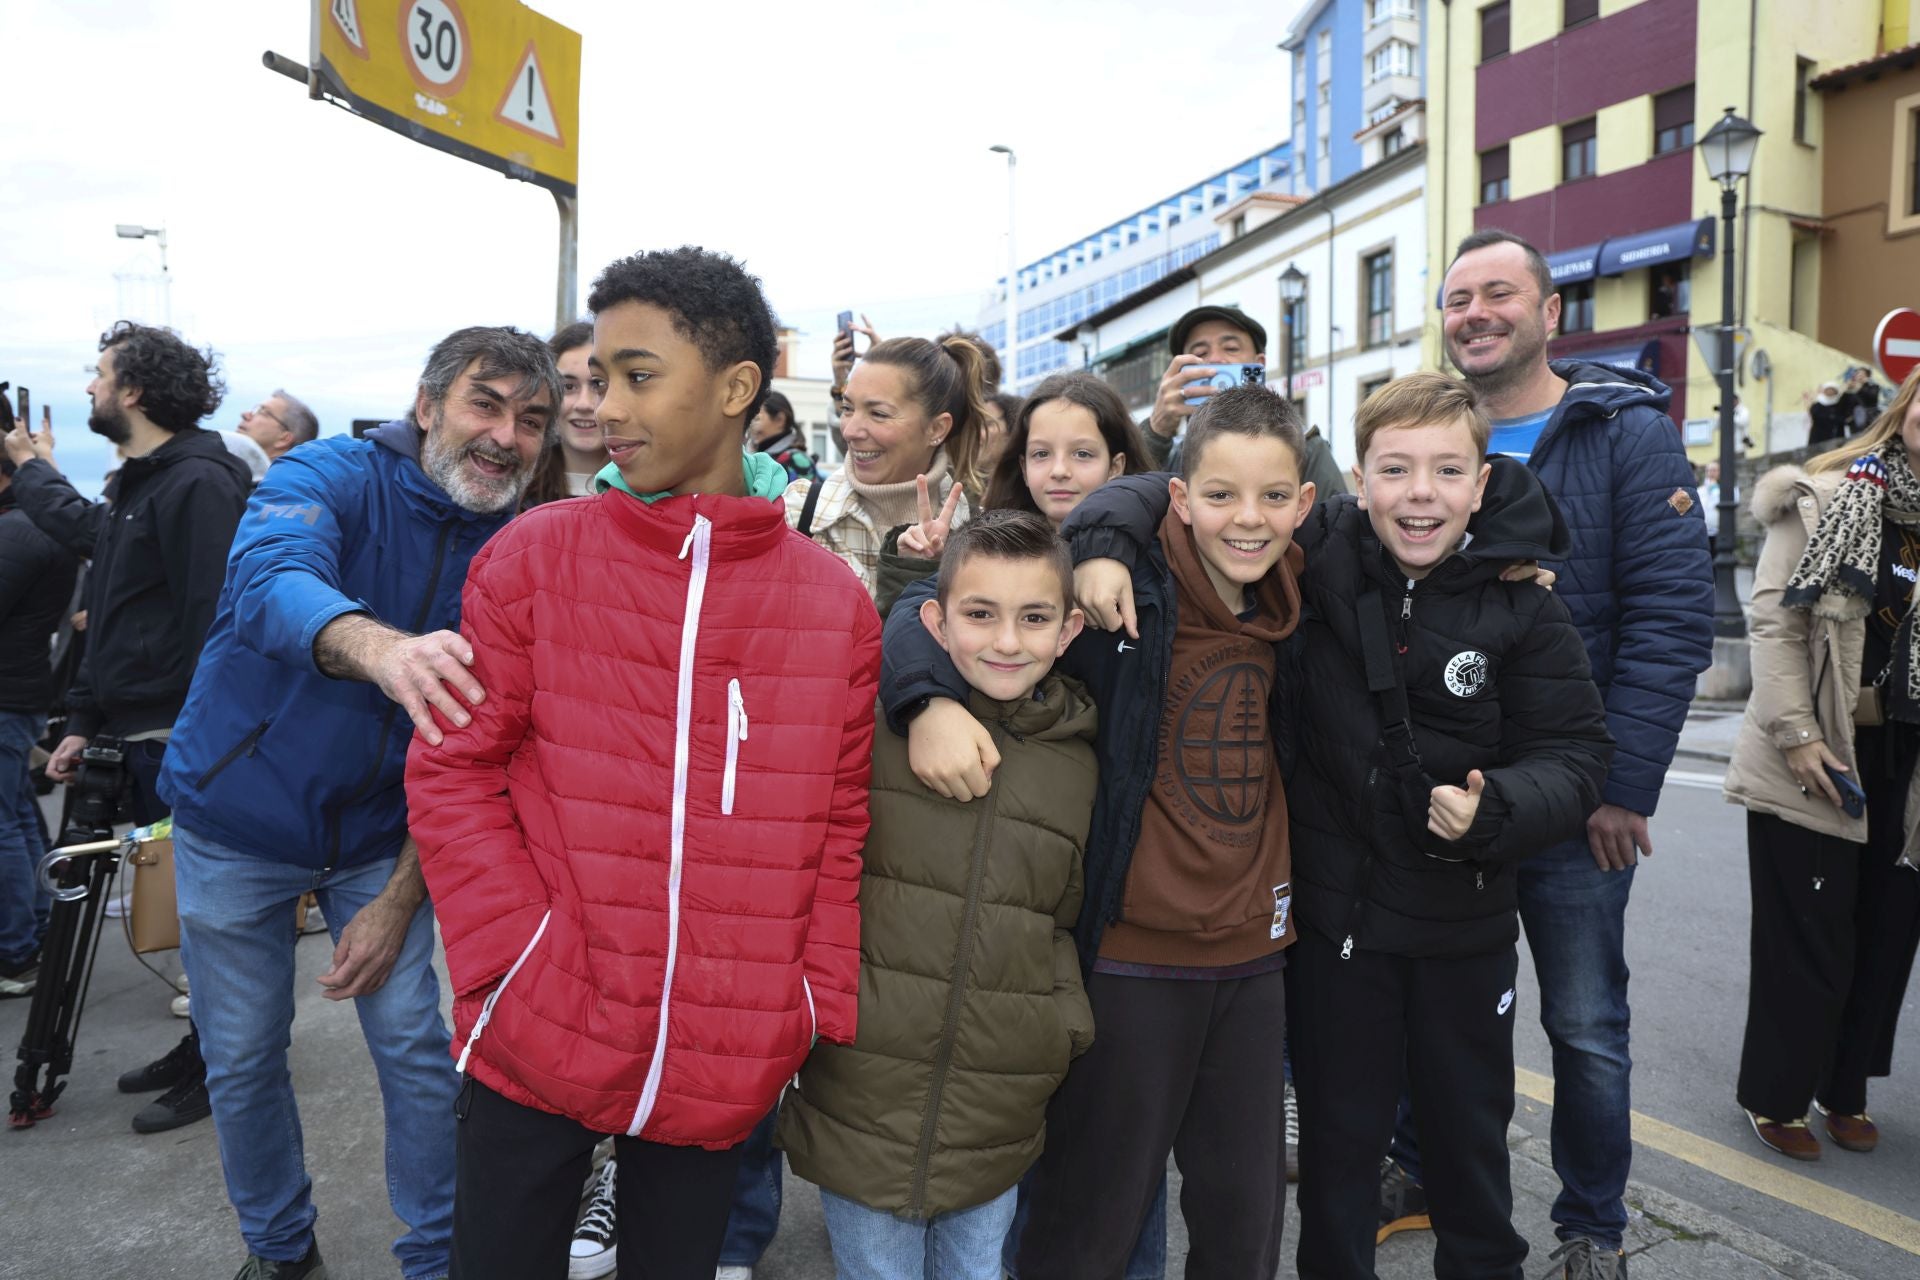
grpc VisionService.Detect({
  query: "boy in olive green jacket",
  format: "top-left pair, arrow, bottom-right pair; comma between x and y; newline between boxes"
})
777,511 -> 1097,1280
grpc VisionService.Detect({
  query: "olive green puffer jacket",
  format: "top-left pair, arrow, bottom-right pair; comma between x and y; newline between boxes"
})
778,676 -> 1099,1219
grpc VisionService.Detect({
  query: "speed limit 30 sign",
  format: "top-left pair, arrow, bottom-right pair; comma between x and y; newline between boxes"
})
400,0 -> 470,96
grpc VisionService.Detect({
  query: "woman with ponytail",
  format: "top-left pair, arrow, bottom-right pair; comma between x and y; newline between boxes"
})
1724,367 -> 1920,1160
784,332 -> 995,613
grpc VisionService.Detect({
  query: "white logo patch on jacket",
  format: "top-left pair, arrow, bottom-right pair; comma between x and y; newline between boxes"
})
1444,650 -> 1488,698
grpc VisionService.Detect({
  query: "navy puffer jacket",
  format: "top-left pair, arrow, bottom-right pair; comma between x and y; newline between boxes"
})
1526,361 -> 1713,817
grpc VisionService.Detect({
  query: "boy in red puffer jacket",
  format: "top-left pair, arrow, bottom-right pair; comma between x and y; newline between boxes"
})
407,247 -> 881,1280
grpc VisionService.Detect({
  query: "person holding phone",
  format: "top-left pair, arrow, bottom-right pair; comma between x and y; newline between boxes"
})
1724,366 -> 1920,1162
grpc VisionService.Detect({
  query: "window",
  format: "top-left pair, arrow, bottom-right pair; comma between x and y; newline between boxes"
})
1480,145 -> 1510,203
1650,262 -> 1690,320
1361,374 -> 1392,405
1317,30 -> 1332,76
1563,118 -> 1597,180
1383,128 -> 1408,156
1364,250 -> 1394,347
1369,99 -> 1402,126
1559,281 -> 1595,333
1232,214 -> 1247,237
1318,81 -> 1330,108
1481,2 -> 1510,61
1790,233 -> 1818,336
1653,85 -> 1695,154
1284,295 -> 1308,370
1795,58 -> 1815,143
1367,40 -> 1412,85
1319,134 -> 1331,160
1564,0 -> 1599,28
1367,0 -> 1415,23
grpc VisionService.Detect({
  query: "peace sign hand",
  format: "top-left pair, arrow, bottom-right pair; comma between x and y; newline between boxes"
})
898,473 -> 963,560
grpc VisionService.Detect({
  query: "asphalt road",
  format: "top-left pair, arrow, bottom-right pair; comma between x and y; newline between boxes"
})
5,771 -> 1918,1279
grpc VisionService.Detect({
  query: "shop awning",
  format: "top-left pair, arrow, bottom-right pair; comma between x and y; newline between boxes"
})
1546,243 -> 1602,286
1566,338 -> 1660,376
1597,218 -> 1715,277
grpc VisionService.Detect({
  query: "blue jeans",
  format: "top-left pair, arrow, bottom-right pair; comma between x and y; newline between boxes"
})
821,1185 -> 1018,1280
1391,844 -> 1634,1250
174,824 -> 457,1278
718,1106 -> 783,1266
0,712 -> 49,966
1002,1171 -> 1166,1280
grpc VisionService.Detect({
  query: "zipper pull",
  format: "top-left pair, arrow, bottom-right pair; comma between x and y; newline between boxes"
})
1475,868 -> 1485,891
1340,935 -> 1354,960
1813,875 -> 1825,891
730,679 -> 749,740
1401,590 -> 1413,620
679,513 -> 711,560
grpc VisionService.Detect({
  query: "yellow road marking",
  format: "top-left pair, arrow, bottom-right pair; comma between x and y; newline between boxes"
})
1514,1067 -> 1920,1258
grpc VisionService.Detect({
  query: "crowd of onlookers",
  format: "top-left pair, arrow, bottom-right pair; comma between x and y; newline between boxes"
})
0,228 -> 1913,1280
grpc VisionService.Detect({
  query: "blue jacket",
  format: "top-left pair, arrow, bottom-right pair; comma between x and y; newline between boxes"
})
158,422 -> 511,870
1529,360 -> 1713,817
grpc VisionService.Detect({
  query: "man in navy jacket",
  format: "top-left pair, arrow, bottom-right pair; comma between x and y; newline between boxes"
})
154,327 -> 559,1280
1388,231 -> 1713,1280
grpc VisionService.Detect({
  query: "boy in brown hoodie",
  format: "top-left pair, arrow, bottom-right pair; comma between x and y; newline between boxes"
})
879,386 -> 1314,1279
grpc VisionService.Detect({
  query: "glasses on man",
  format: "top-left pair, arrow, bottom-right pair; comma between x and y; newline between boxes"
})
246,403 -> 290,431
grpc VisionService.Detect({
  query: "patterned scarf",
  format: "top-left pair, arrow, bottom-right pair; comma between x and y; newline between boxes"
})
1785,443 -> 1920,702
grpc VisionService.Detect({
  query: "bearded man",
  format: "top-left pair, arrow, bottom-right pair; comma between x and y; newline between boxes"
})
153,326 -> 559,1280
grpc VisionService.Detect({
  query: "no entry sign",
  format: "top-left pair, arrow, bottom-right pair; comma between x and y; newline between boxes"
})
1875,308 -> 1920,384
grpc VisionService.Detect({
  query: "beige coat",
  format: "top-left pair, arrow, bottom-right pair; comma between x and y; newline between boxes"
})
1722,465 -> 1920,854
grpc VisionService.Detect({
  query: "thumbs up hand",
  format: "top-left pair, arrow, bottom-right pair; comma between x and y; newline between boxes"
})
1428,769 -> 1487,841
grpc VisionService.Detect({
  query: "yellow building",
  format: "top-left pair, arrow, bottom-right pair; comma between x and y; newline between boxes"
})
1426,0 -> 1912,455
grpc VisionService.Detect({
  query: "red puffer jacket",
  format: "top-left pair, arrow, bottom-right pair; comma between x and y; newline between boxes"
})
407,489 -> 880,1148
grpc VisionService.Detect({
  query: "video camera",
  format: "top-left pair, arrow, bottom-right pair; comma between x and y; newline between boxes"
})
65,738 -> 130,842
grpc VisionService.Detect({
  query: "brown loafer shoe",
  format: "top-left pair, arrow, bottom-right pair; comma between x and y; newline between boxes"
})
1813,1102 -> 1879,1152
1746,1110 -> 1821,1160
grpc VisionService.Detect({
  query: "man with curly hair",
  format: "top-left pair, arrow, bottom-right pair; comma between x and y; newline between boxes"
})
5,320 -> 252,1133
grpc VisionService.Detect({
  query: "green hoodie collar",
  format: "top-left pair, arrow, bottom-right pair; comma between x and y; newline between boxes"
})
594,450 -> 789,503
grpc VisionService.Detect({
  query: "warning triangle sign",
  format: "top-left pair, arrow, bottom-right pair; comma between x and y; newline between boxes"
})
494,42 -> 564,147
329,0 -> 367,57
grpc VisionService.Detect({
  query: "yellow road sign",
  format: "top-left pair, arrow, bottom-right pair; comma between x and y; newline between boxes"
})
313,0 -> 580,195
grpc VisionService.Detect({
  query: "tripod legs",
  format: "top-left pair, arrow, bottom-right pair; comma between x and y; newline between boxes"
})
9,838 -> 119,1128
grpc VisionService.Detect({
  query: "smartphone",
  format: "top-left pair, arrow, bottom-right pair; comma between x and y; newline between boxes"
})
15,386 -> 27,426
1825,764 -> 1866,820
1183,362 -> 1267,407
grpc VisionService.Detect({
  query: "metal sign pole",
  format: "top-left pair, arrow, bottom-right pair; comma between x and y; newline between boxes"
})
554,192 -> 578,331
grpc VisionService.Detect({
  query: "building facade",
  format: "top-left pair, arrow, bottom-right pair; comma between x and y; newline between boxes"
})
1286,0 -> 1427,195
1426,0 -> 1898,456
1076,141 -> 1430,475
980,144 -> 1294,395
1811,38 -> 1920,369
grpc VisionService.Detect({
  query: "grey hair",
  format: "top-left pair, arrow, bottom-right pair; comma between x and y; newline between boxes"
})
413,326 -> 563,425
273,389 -> 321,445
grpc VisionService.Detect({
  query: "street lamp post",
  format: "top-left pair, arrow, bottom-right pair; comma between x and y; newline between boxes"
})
990,145 -> 1017,384
115,223 -> 170,326
1279,263 -> 1307,406
1696,107 -> 1762,641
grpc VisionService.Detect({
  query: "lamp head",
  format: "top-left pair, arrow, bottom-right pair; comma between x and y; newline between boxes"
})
1697,107 -> 1761,189
1280,263 -> 1307,305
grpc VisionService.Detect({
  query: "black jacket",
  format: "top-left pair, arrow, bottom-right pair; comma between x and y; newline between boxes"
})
10,431 -> 251,739
0,488 -> 80,714
1064,460 -> 1613,959
878,482 -> 1300,973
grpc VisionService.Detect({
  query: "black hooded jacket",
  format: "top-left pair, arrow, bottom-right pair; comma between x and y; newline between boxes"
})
0,487 -> 79,714
10,429 -> 251,739
1040,456 -> 1612,959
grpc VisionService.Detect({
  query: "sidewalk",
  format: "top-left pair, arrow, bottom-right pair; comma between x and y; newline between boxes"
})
1675,699 -> 1746,765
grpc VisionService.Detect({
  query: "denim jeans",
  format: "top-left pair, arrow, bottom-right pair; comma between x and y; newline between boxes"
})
821,1185 -> 1018,1280
1002,1171 -> 1166,1280
718,1106 -> 783,1266
0,712 -> 49,966
1516,842 -> 1635,1250
174,823 -> 457,1278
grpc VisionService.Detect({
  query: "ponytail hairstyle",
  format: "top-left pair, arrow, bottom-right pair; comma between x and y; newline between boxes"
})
863,333 -> 997,497
984,371 -> 1151,515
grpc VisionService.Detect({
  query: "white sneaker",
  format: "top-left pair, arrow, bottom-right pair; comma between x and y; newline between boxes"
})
715,1269 -> 754,1280
570,1158 -> 617,1279
170,993 -> 190,1019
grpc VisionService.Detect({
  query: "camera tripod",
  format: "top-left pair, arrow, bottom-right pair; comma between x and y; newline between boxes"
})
8,760 -> 131,1130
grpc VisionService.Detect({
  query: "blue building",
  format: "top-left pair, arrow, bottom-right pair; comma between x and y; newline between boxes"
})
982,142 -> 1294,393
1283,0 -> 1426,194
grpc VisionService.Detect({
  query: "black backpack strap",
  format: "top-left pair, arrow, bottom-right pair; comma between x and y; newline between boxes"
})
796,476 -> 825,541
1358,587 -> 1441,850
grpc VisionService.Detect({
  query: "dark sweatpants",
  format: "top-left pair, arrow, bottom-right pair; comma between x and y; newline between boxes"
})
1290,929 -> 1526,1280
1738,742 -> 1920,1120
450,1078 -> 746,1280
1015,966 -> 1289,1280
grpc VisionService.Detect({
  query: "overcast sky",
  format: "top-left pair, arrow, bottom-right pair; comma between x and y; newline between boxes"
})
1,0 -> 1305,497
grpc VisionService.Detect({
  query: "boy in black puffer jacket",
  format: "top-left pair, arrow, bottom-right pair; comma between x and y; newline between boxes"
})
1064,372 -> 1612,1280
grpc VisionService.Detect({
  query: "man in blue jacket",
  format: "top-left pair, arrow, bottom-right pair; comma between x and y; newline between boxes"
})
155,326 -> 560,1280
1383,231 -> 1714,1280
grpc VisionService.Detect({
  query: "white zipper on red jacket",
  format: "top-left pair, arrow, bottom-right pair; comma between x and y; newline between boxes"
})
628,513 -> 713,1137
